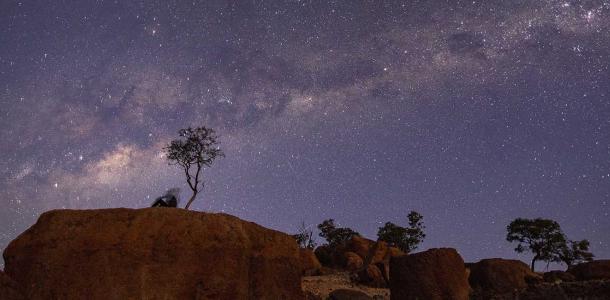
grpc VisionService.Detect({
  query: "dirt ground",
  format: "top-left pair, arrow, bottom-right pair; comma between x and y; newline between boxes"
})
301,271 -> 390,299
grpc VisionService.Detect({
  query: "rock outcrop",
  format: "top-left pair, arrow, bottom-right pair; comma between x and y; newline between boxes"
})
0,270 -> 24,300
471,280 -> 610,300
543,270 -> 576,283
468,258 -> 540,295
357,264 -> 386,288
568,260 -> 610,281
345,236 -> 374,260
344,251 -> 364,272
389,248 -> 470,300
300,248 -> 323,276
3,208 -> 304,300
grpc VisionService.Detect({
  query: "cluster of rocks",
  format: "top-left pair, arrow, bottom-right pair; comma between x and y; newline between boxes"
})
390,250 -> 610,300
307,238 -> 610,300
311,236 -> 404,288
1,208 -> 609,300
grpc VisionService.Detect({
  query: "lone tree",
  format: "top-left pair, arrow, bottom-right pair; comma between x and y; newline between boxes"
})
377,210 -> 426,253
164,127 -> 224,210
553,239 -> 594,268
317,219 -> 359,246
506,218 -> 566,271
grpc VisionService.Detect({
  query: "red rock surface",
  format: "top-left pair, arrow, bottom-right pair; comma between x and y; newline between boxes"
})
300,248 -> 323,275
389,248 -> 470,300
0,270 -> 24,300
3,208 -> 304,300
469,258 -> 540,294
344,251 -> 364,272
568,260 -> 610,281
346,236 -> 374,260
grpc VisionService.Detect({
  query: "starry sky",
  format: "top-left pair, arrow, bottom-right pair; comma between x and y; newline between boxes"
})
1,1 -> 609,269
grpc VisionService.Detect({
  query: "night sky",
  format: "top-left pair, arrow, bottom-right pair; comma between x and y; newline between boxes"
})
1,1 -> 609,269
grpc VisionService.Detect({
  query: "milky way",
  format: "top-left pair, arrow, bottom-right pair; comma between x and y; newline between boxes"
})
1,1 -> 609,268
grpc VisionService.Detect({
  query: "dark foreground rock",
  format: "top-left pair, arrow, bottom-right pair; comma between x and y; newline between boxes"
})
469,258 -> 541,294
471,280 -> 610,300
3,208 -> 304,300
0,270 -> 24,300
568,260 -> 610,281
389,248 -> 469,300
300,248 -> 323,276
328,288 -> 373,300
543,270 -> 576,283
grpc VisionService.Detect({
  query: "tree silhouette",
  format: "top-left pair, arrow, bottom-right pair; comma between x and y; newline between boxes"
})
164,127 -> 224,210
506,218 -> 566,271
553,239 -> 594,268
377,210 -> 426,253
317,219 -> 359,246
292,221 -> 317,249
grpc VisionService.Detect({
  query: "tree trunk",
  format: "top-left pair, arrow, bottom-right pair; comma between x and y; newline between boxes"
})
531,255 -> 538,272
184,191 -> 198,210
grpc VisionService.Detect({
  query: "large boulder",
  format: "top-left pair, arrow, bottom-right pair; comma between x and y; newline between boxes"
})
389,248 -> 470,300
300,248 -> 322,276
469,258 -> 540,294
3,208 -> 304,300
344,251 -> 364,272
365,240 -> 388,265
517,280 -> 610,300
0,270 -> 24,300
314,245 -> 338,267
356,264 -> 387,288
568,260 -> 610,281
345,236 -> 374,260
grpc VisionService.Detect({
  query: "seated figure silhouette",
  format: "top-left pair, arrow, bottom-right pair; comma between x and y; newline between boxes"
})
151,188 -> 180,208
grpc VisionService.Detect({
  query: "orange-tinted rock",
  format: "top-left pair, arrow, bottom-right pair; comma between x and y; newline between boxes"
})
543,270 -> 576,283
300,248 -> 322,276
377,246 -> 404,283
357,264 -> 387,288
568,260 -> 610,281
3,208 -> 304,300
469,258 -> 539,294
386,246 -> 404,258
390,248 -> 470,300
344,251 -> 364,272
0,270 -> 24,300
345,236 -> 374,260
366,240 -> 388,265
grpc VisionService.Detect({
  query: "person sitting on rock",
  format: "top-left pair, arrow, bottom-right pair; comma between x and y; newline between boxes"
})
151,188 -> 180,208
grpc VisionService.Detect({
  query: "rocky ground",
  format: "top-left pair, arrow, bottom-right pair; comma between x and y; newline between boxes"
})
302,272 -> 389,300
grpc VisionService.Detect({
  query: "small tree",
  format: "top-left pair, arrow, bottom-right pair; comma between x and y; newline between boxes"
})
164,127 -> 224,210
317,219 -> 359,246
292,221 -> 317,249
554,239 -> 594,268
506,218 -> 566,271
377,210 -> 426,253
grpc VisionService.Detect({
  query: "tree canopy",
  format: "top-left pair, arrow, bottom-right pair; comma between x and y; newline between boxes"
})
377,210 -> 426,253
554,239 -> 594,268
317,219 -> 359,246
506,218 -> 566,271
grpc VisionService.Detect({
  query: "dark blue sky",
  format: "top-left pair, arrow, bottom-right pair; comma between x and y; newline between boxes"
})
1,0 -> 609,269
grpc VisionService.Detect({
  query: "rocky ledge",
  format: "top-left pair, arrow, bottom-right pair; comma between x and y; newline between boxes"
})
2,208 -> 304,300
